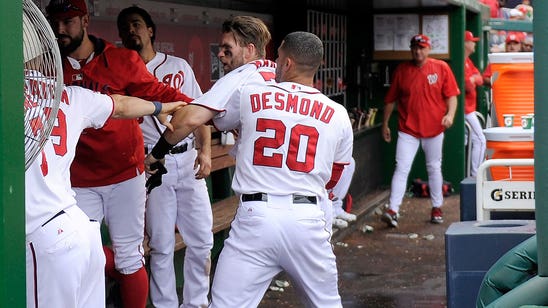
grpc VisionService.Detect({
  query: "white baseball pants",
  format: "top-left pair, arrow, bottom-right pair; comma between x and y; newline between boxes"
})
388,131 -> 444,213
26,205 -> 105,308
465,112 -> 486,177
145,148 -> 213,308
74,173 -> 147,274
210,194 -> 341,308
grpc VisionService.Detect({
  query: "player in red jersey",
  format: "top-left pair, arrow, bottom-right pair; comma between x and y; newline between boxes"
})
381,34 -> 460,228
464,31 -> 486,177
117,6 -> 213,308
46,1 -> 193,306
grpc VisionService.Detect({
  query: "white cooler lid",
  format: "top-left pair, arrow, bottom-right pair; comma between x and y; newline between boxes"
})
483,127 -> 534,141
488,52 -> 534,64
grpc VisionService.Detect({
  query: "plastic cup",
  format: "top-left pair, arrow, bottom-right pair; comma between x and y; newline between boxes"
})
503,114 -> 515,127
527,113 -> 534,127
521,115 -> 533,129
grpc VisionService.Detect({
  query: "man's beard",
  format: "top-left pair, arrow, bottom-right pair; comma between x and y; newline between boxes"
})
58,30 -> 84,56
124,36 -> 143,52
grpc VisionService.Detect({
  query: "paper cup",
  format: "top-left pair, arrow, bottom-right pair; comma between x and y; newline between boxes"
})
527,113 -> 534,127
503,114 -> 515,127
521,115 -> 533,129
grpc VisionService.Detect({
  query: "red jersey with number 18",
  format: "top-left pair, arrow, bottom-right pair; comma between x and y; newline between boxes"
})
384,58 -> 460,138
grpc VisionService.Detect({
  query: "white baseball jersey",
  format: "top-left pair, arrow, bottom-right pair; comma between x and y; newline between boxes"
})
193,59 -> 277,156
142,52 -> 202,147
26,85 -> 113,234
25,85 -> 110,308
208,77 -> 353,308
143,52 -> 213,308
213,81 -> 354,197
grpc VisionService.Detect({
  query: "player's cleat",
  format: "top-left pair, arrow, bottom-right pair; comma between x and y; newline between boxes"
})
381,209 -> 399,228
332,218 -> 349,229
431,207 -> 443,224
337,211 -> 357,222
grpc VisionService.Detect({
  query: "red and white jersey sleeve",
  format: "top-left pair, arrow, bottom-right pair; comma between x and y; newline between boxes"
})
141,52 -> 203,146
192,60 -> 277,132
228,81 -> 353,197
53,86 -> 113,186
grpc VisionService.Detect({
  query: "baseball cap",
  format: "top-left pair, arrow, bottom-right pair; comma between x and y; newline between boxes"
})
410,34 -> 431,48
506,32 -> 522,44
46,0 -> 88,20
465,31 -> 479,42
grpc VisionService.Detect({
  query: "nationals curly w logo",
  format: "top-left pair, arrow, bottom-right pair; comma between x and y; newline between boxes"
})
427,73 -> 438,85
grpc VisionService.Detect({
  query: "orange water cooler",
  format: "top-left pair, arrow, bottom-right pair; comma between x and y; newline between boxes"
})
483,127 -> 534,181
489,52 -> 534,127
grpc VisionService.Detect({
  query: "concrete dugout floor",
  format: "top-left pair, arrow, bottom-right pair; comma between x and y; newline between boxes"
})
259,190 -> 460,308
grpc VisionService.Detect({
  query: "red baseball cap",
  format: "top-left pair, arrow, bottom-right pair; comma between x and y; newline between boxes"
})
465,31 -> 479,42
46,0 -> 88,20
410,34 -> 431,48
506,32 -> 522,44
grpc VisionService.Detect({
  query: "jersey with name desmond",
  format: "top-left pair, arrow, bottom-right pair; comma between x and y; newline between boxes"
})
214,81 -> 354,197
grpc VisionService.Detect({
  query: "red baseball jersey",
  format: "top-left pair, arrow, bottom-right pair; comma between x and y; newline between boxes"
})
63,36 -> 191,187
464,57 -> 483,114
384,58 -> 460,138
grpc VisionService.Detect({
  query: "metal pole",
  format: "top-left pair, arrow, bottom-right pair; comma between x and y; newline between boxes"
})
0,0 -> 26,306
534,0 -> 548,277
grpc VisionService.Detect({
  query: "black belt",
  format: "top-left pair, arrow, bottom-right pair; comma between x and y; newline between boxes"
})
41,210 -> 65,227
145,143 -> 188,155
241,193 -> 317,204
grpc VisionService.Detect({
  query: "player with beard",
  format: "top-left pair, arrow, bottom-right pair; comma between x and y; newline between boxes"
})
117,6 -> 213,308
45,1 -> 202,307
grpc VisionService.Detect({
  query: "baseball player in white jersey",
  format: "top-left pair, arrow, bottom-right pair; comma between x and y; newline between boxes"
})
145,30 -> 353,307
117,7 -> 213,308
24,74 -> 183,308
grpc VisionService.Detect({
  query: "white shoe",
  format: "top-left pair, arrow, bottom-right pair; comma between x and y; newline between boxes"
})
332,218 -> 348,229
337,211 -> 357,222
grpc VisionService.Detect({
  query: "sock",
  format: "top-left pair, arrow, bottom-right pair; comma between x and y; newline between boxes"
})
103,246 -> 122,281
119,266 -> 149,308
103,246 -> 149,308
344,193 -> 353,212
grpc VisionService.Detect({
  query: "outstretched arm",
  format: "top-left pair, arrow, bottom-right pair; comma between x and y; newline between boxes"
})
145,104 -> 217,172
109,94 -> 185,120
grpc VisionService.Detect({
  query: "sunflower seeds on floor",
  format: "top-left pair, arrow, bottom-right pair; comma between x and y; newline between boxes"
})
275,280 -> 290,288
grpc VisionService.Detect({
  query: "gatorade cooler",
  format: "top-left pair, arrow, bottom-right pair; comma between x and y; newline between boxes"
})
489,52 -> 534,127
483,127 -> 534,181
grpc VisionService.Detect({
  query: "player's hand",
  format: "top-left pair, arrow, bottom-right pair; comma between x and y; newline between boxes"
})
441,115 -> 454,129
144,153 -> 164,174
156,101 -> 186,131
145,162 -> 168,194
194,147 -> 212,179
382,124 -> 391,143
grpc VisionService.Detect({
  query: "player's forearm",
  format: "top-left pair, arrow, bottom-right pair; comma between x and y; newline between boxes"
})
445,96 -> 457,119
110,94 -> 155,119
383,102 -> 395,126
194,125 -> 211,155
150,104 -> 216,159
